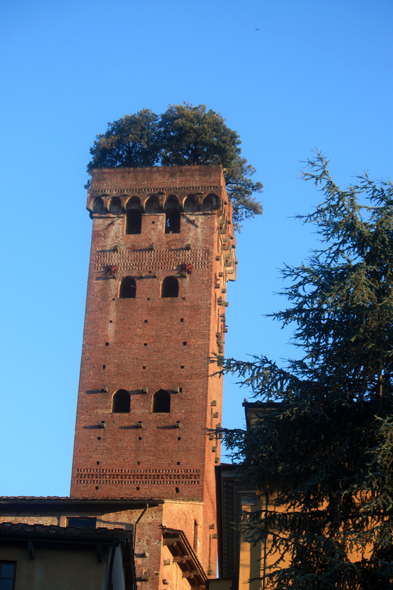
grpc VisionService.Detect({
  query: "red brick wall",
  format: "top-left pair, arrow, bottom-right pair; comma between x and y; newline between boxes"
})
70,166 -> 236,574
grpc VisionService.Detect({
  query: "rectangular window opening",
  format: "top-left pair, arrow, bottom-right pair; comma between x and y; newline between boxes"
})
67,517 -> 97,528
0,562 -> 16,589
126,209 -> 142,234
165,211 -> 180,234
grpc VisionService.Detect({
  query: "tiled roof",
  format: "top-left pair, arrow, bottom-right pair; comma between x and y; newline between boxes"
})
0,521 -> 132,542
0,496 -> 71,500
0,496 -> 162,501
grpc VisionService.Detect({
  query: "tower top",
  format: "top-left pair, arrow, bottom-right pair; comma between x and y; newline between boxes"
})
87,165 -> 236,281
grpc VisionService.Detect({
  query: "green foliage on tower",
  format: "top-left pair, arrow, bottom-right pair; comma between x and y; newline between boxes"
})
87,103 -> 263,227
87,109 -> 160,170
221,153 -> 393,589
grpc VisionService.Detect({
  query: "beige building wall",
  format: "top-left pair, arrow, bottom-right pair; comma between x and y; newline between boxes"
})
0,544 -> 119,590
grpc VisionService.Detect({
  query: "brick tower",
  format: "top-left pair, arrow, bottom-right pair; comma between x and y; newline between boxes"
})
71,165 -> 236,579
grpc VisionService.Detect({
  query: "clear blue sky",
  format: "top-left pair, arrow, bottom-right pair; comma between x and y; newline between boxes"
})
1,0 -> 392,496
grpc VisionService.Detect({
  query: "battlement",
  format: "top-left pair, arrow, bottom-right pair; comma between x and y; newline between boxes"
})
89,164 -> 225,190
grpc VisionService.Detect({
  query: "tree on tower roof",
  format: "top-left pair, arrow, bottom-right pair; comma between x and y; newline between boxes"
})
87,103 -> 263,228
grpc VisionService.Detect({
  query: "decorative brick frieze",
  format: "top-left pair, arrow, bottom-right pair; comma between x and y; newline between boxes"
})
76,468 -> 201,484
89,185 -> 220,194
93,248 -> 210,273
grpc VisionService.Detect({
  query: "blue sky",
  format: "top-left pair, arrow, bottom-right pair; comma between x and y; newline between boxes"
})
1,0 -> 392,496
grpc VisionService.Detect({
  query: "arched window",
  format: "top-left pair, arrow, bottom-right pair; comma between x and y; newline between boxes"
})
184,195 -> 199,213
161,276 -> 179,298
93,197 -> 105,214
145,196 -> 161,213
164,196 -> 180,234
119,277 -> 136,299
112,389 -> 130,413
109,197 -> 122,215
202,194 -> 218,212
152,389 -> 170,413
126,197 -> 142,234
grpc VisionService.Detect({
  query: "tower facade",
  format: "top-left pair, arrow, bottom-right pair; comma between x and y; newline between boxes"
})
71,165 -> 236,575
